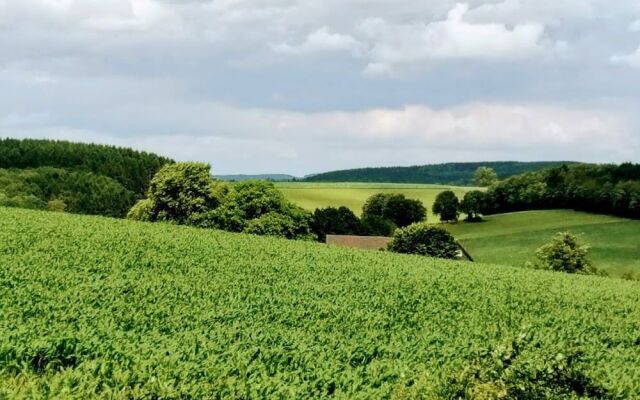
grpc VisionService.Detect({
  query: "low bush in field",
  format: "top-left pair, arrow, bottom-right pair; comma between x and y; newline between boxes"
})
388,223 -> 459,259
535,232 -> 599,275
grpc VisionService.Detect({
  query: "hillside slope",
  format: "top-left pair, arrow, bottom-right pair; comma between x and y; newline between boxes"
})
0,207 -> 638,398
304,161 -> 576,185
445,210 -> 640,278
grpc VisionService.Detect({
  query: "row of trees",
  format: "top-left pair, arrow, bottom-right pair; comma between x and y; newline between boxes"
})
432,190 -> 487,223
128,163 -> 315,240
127,163 -> 439,243
482,163 -> 640,219
312,193 -> 427,241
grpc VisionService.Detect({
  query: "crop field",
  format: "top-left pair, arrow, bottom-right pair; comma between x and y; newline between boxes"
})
275,182 -> 476,220
445,210 -> 640,279
1,207 -> 639,398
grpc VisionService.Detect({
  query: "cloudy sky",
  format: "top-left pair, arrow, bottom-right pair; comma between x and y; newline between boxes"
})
1,0 -> 640,175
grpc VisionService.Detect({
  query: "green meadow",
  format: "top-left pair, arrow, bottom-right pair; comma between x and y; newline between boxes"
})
445,210 -> 640,278
275,182 -> 476,220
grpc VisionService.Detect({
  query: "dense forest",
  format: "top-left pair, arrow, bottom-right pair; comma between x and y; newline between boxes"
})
0,139 -> 173,217
483,163 -> 640,219
304,161 -> 577,185
0,138 -> 173,195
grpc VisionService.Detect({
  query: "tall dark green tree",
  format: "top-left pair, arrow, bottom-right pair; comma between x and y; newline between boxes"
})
433,191 -> 460,222
459,190 -> 486,222
310,206 -> 362,241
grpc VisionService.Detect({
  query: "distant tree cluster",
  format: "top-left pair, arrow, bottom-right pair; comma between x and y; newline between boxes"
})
128,163 -> 314,240
0,138 -> 173,196
311,193 -> 428,240
482,163 -> 640,219
0,167 -> 136,217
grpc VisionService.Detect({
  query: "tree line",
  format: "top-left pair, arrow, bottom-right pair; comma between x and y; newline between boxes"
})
0,138 -> 173,196
482,163 -> 640,219
304,161 -> 576,185
0,138 -> 173,217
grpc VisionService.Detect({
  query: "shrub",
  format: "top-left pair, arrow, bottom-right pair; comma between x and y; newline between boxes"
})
46,199 -> 67,213
146,162 -> 226,224
432,191 -> 460,222
535,232 -> 597,275
361,214 -> 396,237
228,180 -> 287,220
244,212 -> 296,238
126,198 -> 154,221
388,223 -> 459,259
441,332 -> 609,399
459,190 -> 486,222
311,206 -> 362,241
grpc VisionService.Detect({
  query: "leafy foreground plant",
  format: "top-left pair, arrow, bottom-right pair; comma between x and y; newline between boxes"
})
438,332 -> 611,400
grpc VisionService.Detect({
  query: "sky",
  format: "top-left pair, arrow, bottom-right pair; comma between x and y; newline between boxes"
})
1,0 -> 640,175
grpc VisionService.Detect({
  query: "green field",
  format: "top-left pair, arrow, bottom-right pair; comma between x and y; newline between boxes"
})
275,182 -> 476,220
1,207 -> 639,398
445,210 -> 640,278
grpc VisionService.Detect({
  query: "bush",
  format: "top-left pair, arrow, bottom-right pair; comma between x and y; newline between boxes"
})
432,191 -> 460,222
228,180 -> 287,220
46,199 -> 67,213
310,206 -> 362,241
535,232 -> 598,275
145,162 -> 227,224
244,212 -> 297,239
388,223 -> 459,259
441,331 -> 609,399
459,190 -> 486,222
126,198 -> 154,221
362,193 -> 426,228
361,214 -> 396,237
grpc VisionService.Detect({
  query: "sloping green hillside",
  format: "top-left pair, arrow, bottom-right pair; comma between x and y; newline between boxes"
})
304,161 -> 576,185
0,207 -> 639,398
445,210 -> 640,278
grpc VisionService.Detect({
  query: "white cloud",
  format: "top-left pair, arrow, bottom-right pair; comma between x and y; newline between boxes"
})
630,19 -> 640,32
272,27 -> 364,55
359,4 -> 548,73
610,45 -> 640,68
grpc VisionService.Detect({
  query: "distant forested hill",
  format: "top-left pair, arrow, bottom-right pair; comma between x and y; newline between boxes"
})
304,161 -> 578,185
216,174 -> 296,182
0,138 -> 173,195
0,138 -> 173,216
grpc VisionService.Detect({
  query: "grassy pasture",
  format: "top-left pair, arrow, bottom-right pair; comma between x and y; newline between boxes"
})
1,207 -> 639,398
445,210 -> 640,278
275,182 -> 476,220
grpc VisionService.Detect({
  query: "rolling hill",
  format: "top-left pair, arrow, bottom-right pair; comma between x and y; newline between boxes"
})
304,161 -> 577,185
1,206 -> 638,398
445,210 -> 640,279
